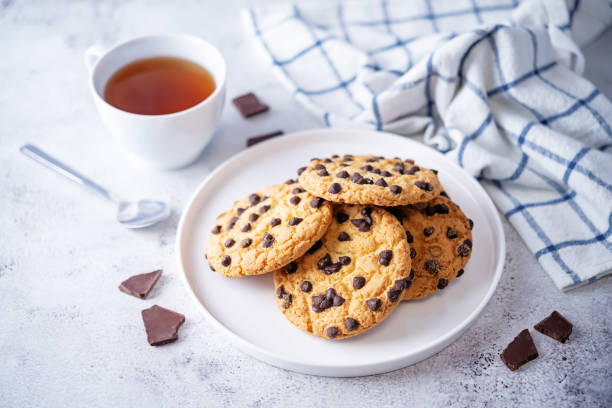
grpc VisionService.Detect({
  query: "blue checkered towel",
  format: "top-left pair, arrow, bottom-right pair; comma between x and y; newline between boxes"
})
244,0 -> 612,290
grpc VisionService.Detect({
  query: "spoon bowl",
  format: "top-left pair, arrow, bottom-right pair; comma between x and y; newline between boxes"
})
117,199 -> 171,228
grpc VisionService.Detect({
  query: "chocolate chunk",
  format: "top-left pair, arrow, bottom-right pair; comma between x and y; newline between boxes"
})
501,329 -> 539,371
318,169 -> 329,177
336,212 -> 349,223
375,178 -> 388,187
410,248 -> 417,258
280,292 -> 292,309
534,311 -> 573,343
366,298 -> 381,311
389,185 -> 402,194
317,253 -> 332,270
224,238 -> 235,248
468,219 -> 474,229
424,259 -> 441,275
270,218 -> 281,227
141,305 -> 185,346
259,205 -> 271,214
327,326 -> 339,339
249,213 -> 259,222
333,295 -> 345,307
345,317 -> 359,332
249,194 -> 261,206
241,223 -> 252,232
339,256 -> 351,265
457,244 -> 471,257
404,165 -> 420,175
289,196 -> 301,205
285,262 -> 298,274
310,197 -> 325,208
381,170 -> 392,177
414,180 -> 434,191
338,231 -> 350,241
227,216 -> 239,230
328,183 -> 342,194
240,238 -> 252,248
350,172 -> 363,183
437,278 -> 448,289
262,232 -> 275,248
406,230 -> 414,243
246,130 -> 283,147
456,268 -> 465,277
221,256 -> 231,267
211,225 -> 222,234
284,178 -> 296,185
336,170 -> 349,178
378,250 -> 393,266
119,269 -> 162,299
315,164 -> 326,171
353,276 -> 366,290
300,281 -> 312,292
387,289 -> 402,302
434,203 -> 450,214
297,166 -> 307,176
288,217 -> 303,226
446,228 -> 458,239
307,240 -> 323,254
233,92 -> 269,117
424,227 -> 435,237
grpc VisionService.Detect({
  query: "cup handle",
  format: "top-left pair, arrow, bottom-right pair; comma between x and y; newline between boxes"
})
84,44 -> 105,72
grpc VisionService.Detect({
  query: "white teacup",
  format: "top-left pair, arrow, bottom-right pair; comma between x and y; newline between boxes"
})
85,34 -> 226,170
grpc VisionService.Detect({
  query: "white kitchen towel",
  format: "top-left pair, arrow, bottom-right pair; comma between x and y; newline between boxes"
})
243,0 -> 612,290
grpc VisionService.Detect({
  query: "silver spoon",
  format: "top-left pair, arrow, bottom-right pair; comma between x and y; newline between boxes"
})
20,144 -> 170,228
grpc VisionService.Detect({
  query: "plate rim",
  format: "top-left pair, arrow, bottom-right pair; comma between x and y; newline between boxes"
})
176,128 -> 506,376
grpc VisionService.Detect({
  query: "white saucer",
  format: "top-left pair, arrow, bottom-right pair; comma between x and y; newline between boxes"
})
176,128 -> 505,377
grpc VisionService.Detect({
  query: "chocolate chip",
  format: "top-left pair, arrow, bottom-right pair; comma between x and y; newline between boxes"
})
361,207 -> 372,217
241,223 -> 252,232
284,262 -> 297,274
240,238 -> 252,248
208,263 -> 215,272
315,164 -> 326,171
328,183 -> 342,194
276,285 -> 286,298
361,164 -> 373,171
281,292 -> 292,309
237,208 -> 246,216
424,227 -> 435,237
336,170 -> 349,178
249,213 -> 259,222
317,254 -> 331,270
457,268 -> 465,277
297,166 -> 307,176
350,172 -> 363,183
387,289 -> 402,302
326,288 -> 336,300
339,163 -> 349,167
288,217 -> 303,226
211,225 -> 222,234
437,278 -> 448,289
366,298 -> 381,311
258,205 -> 270,215
284,178 -> 296,185
432,169 -> 439,175
464,239 -> 472,248
318,169 -> 329,177
404,166 -> 419,175
408,269 -> 415,280
339,256 -> 351,265
371,168 -> 381,175
389,185 -> 402,194
338,232 -> 350,241
394,278 -> 410,291
457,244 -> 471,257
378,250 -> 392,266
353,276 -> 366,290
327,326 -> 339,339
381,170 -> 392,177
324,263 -> 342,275
435,203 -> 450,214
300,281 -> 312,292
410,248 -> 417,258
358,177 -> 373,185
262,232 -> 275,248
249,194 -> 261,206
324,158 -> 332,163
366,157 -> 377,162
319,298 -> 332,309
405,158 -> 415,164
310,157 -> 319,162
444,228 -> 457,239
232,92 -> 269,117
331,154 -> 339,158
288,196 -> 300,206
224,239 -> 235,248
307,240 -> 323,254
406,230 -> 414,243
350,219 -> 370,232
312,295 -> 325,307
333,295 -> 345,307
336,212 -> 349,223
270,218 -> 281,227
345,317 -> 359,332
227,217 -> 239,230
534,311 -> 573,343
310,197 -> 325,208
414,180 -> 434,191
425,206 -> 437,216
375,178 -> 388,187
468,219 -> 474,230
221,256 -> 231,267
424,259 -> 441,275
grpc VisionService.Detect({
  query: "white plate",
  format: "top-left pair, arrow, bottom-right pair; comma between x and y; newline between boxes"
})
176,128 -> 505,377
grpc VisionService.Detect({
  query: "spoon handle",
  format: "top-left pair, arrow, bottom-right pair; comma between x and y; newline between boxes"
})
20,144 -> 118,203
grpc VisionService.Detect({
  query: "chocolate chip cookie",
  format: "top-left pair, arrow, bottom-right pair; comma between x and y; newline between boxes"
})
298,155 -> 442,206
273,204 -> 412,340
206,183 -> 333,278
387,195 -> 473,300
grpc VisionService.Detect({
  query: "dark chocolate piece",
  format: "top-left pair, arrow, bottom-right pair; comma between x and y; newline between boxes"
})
246,130 -> 283,147
141,305 -> 185,346
232,92 -> 269,118
500,329 -> 539,371
119,269 -> 162,299
534,311 -> 573,343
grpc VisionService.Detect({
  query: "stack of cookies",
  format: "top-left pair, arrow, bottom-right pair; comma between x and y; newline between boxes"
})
205,155 -> 473,340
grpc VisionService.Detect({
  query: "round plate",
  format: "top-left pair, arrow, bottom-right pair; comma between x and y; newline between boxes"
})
176,128 -> 505,377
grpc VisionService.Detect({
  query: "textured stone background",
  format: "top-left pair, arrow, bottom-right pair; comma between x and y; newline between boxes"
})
1,1 -> 611,407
